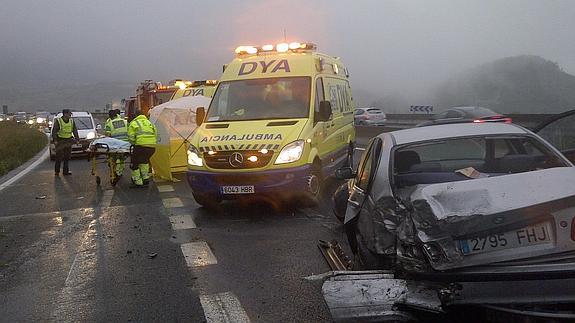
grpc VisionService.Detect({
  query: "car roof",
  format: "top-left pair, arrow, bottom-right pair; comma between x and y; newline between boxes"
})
55,111 -> 92,117
388,123 -> 529,145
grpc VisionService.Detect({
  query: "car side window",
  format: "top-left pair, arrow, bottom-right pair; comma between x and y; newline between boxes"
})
355,139 -> 381,191
445,110 -> 463,118
354,109 -> 364,115
537,113 -> 575,152
433,111 -> 449,120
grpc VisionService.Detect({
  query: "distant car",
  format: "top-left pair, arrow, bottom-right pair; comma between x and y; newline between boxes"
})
13,111 -> 28,123
335,122 -> 575,275
417,106 -> 511,127
31,111 -> 52,129
0,113 -> 6,122
49,111 -> 98,160
354,107 -> 387,126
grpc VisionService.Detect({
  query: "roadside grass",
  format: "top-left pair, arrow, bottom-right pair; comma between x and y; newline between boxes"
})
0,121 -> 48,177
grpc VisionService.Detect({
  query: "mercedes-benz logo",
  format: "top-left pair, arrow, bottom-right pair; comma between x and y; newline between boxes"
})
229,152 -> 244,168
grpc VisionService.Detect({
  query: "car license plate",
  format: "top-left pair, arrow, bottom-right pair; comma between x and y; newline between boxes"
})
221,185 -> 255,194
72,143 -> 82,148
459,222 -> 552,255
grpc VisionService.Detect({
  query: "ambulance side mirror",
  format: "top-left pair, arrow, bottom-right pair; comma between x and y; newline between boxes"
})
196,107 -> 206,126
317,101 -> 332,122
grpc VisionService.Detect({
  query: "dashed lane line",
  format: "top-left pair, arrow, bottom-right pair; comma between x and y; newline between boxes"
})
180,241 -> 217,267
162,197 -> 184,208
157,184 -> 175,193
169,214 -> 197,230
200,292 -> 251,323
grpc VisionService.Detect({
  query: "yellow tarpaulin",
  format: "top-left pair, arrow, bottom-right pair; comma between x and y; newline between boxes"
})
149,96 -> 211,181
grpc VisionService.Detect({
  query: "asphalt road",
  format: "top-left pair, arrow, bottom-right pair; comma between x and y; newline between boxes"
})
0,130 -> 388,322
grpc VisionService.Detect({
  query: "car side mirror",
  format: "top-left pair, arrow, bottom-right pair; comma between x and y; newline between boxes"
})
96,124 -> 102,130
335,167 -> 356,180
317,101 -> 333,122
196,107 -> 206,126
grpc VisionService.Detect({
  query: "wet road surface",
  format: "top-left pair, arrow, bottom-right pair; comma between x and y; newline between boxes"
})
0,151 -> 355,322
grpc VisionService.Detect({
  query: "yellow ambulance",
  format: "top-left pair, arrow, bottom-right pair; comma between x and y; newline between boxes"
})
186,42 -> 355,206
171,80 -> 218,100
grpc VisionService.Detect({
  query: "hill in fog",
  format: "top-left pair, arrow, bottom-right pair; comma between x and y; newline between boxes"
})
434,55 -> 575,114
0,81 -> 133,113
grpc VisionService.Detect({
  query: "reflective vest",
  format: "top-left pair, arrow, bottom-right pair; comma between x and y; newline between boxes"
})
57,117 -> 74,139
128,115 -> 157,146
106,116 -> 128,140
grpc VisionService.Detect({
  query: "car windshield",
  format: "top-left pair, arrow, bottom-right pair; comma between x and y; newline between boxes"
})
393,135 -> 569,188
367,109 -> 383,114
73,117 -> 93,130
207,77 -> 311,122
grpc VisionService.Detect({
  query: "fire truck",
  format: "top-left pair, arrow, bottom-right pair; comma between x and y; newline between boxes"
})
124,79 -> 187,119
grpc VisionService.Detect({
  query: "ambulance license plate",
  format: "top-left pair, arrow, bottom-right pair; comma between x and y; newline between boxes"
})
221,185 -> 255,194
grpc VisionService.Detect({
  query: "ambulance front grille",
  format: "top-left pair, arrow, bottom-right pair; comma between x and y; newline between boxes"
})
204,150 -> 274,169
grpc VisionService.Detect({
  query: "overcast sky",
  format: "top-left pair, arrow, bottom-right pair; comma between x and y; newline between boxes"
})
1,0 -> 575,106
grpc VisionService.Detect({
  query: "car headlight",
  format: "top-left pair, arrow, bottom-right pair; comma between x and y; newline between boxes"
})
36,117 -> 45,123
0,118 -> 4,121
27,120 -> 34,125
275,140 -> 304,164
86,131 -> 96,139
48,121 -> 53,126
187,146 -> 203,166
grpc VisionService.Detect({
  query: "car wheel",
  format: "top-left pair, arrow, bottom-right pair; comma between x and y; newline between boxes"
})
192,192 -> 220,209
347,221 -> 394,270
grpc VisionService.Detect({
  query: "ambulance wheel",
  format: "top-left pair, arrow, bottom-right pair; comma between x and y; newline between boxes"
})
301,162 -> 323,207
95,176 -> 101,186
192,192 -> 220,209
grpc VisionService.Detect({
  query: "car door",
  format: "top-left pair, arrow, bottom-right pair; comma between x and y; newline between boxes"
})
533,109 -> 575,163
344,137 -> 387,252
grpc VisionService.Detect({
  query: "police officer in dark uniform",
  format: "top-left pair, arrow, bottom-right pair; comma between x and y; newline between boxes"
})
51,109 -> 79,176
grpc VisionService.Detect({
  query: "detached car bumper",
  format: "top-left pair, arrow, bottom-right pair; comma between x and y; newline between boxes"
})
187,165 -> 313,199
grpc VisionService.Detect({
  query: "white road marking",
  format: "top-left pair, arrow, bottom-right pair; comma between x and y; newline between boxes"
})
180,241 -> 217,267
100,189 -> 114,208
163,197 -> 184,208
0,148 -> 48,193
169,214 -> 196,230
157,185 -> 175,193
200,292 -> 250,323
52,217 -> 101,318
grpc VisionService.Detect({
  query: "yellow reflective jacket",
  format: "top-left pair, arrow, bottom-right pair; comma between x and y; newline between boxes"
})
105,116 -> 128,140
128,115 -> 157,146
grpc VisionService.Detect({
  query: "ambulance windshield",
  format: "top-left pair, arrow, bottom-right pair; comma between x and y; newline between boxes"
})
207,77 -> 311,122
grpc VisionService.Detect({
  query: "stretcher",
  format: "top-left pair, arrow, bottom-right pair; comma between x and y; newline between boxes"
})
88,138 -> 132,186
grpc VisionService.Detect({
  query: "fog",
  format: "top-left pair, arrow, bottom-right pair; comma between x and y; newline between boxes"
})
1,0 -> 575,112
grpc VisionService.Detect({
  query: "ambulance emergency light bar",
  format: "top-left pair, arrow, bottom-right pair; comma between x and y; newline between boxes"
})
235,42 -> 317,56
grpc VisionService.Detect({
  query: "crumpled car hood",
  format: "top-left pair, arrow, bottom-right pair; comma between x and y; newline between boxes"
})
401,167 -> 575,271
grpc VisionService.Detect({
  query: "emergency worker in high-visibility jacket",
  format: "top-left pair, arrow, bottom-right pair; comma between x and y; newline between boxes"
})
51,109 -> 79,176
105,109 -> 129,181
127,110 -> 157,187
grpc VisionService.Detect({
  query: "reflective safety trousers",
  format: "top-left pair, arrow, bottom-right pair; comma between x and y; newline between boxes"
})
128,115 -> 157,146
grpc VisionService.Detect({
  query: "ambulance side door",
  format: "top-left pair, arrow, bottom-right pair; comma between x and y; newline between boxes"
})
321,77 -> 347,162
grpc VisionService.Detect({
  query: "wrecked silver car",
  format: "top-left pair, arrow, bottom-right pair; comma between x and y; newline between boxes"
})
336,122 -> 575,272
